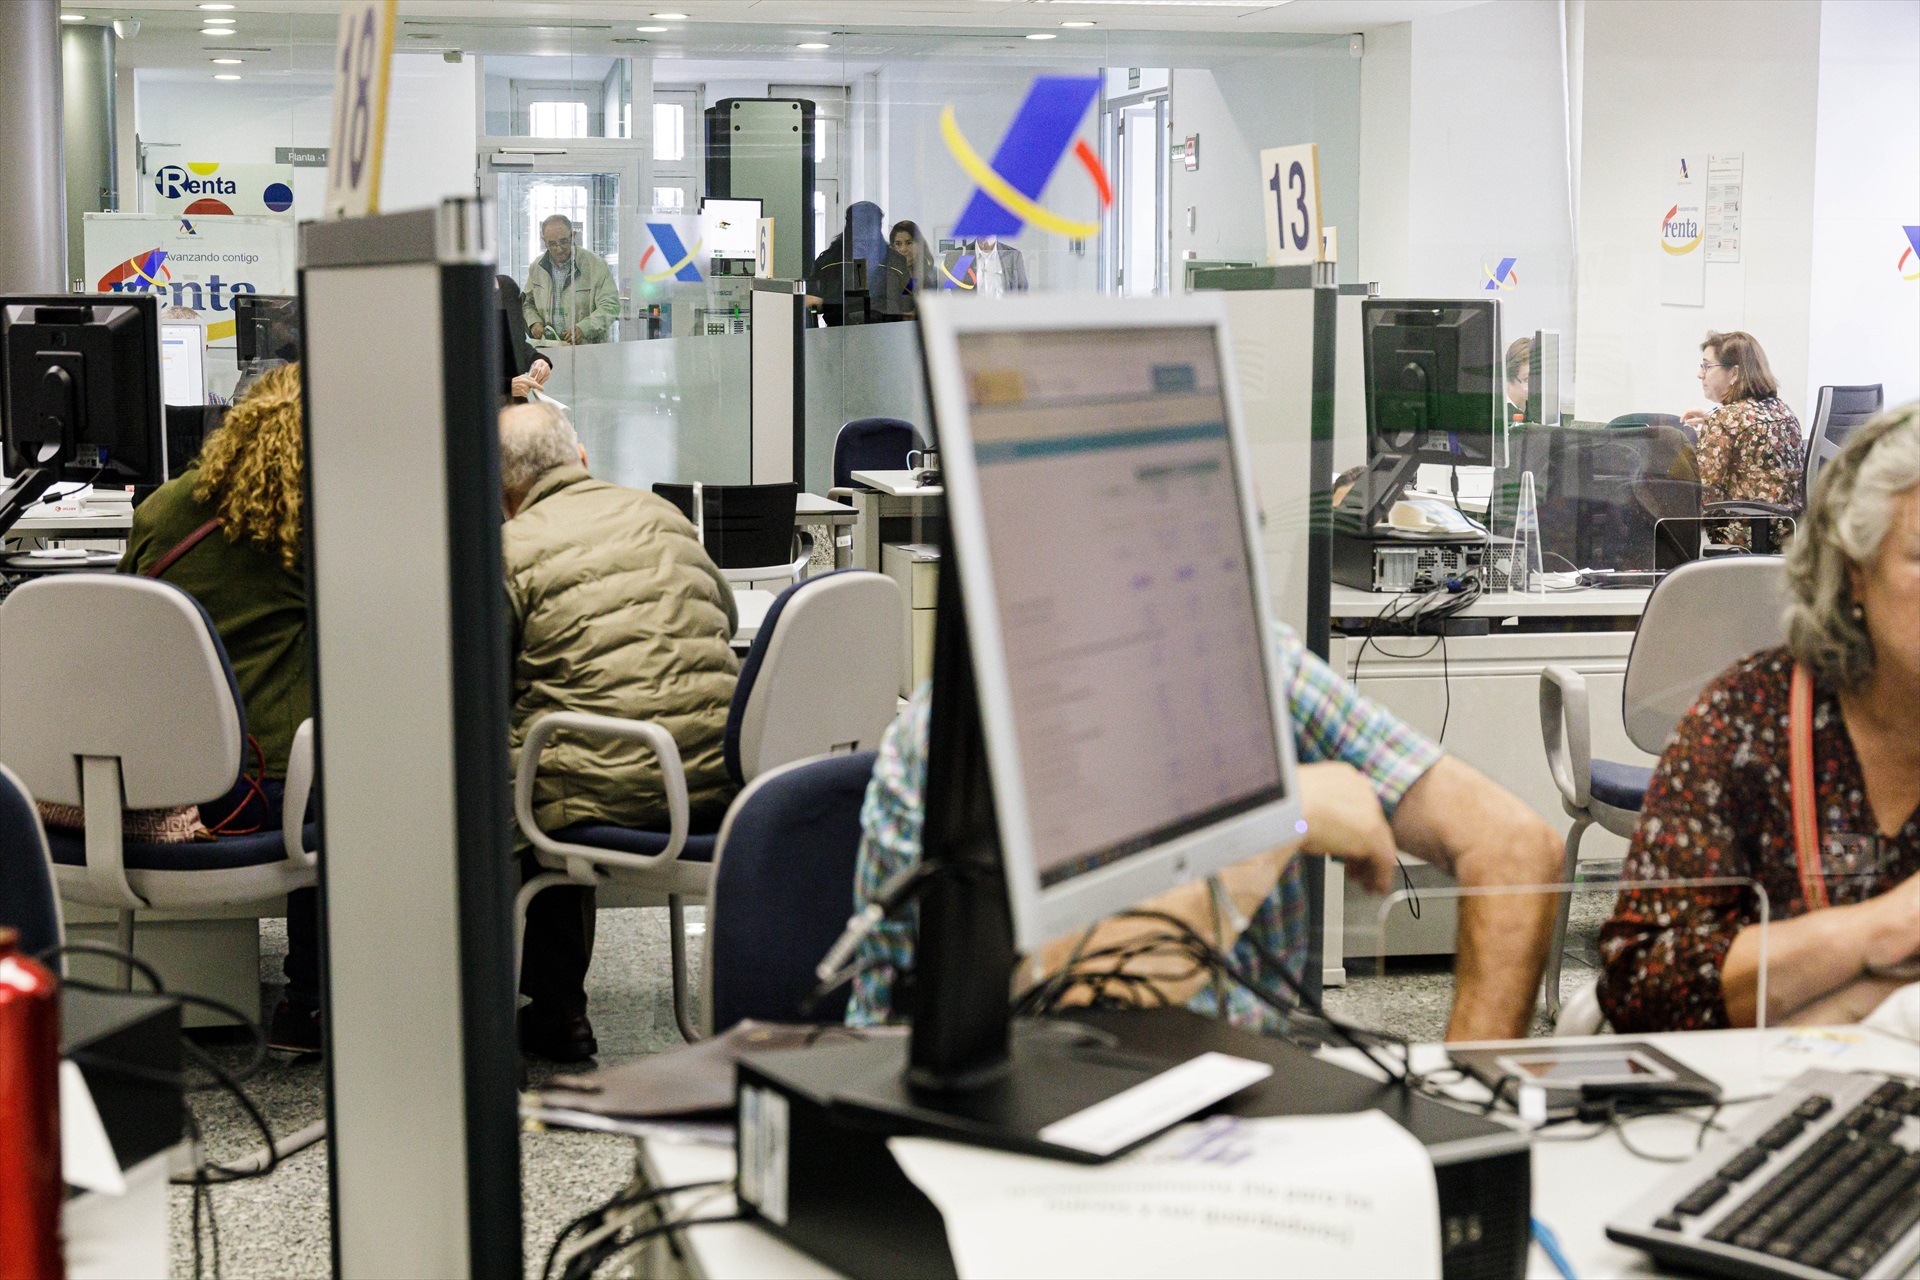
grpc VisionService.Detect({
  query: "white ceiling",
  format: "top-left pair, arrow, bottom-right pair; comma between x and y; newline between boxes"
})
68,0 -> 1483,72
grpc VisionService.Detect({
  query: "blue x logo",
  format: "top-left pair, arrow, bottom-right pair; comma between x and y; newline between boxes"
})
947,76 -> 1110,240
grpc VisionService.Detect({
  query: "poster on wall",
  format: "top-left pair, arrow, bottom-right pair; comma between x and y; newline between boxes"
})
83,213 -> 297,346
147,162 -> 297,218
1659,155 -> 1706,306
1705,154 -> 1743,263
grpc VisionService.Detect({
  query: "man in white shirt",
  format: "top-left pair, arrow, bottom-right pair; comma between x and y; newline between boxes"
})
949,235 -> 1029,297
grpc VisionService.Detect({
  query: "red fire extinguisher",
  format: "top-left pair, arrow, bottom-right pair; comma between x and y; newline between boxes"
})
0,926 -> 63,1279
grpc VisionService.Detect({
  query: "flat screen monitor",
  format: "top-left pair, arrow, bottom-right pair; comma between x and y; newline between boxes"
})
161,322 -> 206,407
1,293 -> 166,485
234,293 -> 300,366
918,293 -> 1304,953
700,197 -> 761,260
1362,298 -> 1500,467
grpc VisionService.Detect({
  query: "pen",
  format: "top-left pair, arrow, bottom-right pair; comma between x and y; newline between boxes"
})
1532,1217 -> 1579,1280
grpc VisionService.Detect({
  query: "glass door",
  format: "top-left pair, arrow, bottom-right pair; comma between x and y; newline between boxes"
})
484,147 -> 643,344
1103,90 -> 1169,296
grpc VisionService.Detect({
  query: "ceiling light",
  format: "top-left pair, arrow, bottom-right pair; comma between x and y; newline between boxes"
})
202,28 -> 234,36
650,12 -> 689,18
636,25 -> 668,32
198,3 -> 236,9
203,16 -> 236,24
797,41 -> 829,49
214,74 -> 241,81
1061,20 -> 1097,26
1026,32 -> 1057,39
210,57 -> 243,64
60,13 -> 86,21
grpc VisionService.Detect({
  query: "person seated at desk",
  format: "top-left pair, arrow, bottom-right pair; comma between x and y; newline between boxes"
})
116,363 -> 323,1053
523,215 -> 620,346
1685,330 -> 1805,510
499,402 -> 740,1061
1599,405 -> 1920,1032
846,625 -> 1565,1041
1504,336 -> 1531,425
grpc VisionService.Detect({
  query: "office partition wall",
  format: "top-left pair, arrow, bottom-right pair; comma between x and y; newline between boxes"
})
300,201 -> 520,1279
751,278 -> 807,484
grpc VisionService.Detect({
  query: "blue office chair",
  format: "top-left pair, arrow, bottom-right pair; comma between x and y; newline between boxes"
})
829,417 -> 924,495
0,576 -> 317,971
1537,556 -> 1787,1016
703,751 -> 878,1034
0,763 -> 62,961
514,570 -> 903,1041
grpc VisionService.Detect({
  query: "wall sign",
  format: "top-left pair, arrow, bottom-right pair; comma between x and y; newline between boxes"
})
83,213 -> 297,346
1659,154 -> 1706,307
1705,154 -> 1743,263
277,147 -> 331,169
151,162 -> 295,218
323,0 -> 398,220
1260,143 -> 1322,267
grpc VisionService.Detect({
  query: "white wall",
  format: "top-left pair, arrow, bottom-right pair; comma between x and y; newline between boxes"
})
1806,0 -> 1920,411
1573,1 -> 1823,422
134,54 -> 476,222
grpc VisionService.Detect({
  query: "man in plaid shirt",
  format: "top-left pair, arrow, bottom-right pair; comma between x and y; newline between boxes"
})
848,623 -> 1563,1041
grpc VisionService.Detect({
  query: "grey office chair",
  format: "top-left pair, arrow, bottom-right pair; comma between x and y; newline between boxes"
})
1806,385 -> 1883,499
1537,556 -> 1788,1017
513,570 -> 903,1041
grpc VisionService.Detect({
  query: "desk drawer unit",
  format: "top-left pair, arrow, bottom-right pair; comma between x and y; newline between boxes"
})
882,541 -> 939,697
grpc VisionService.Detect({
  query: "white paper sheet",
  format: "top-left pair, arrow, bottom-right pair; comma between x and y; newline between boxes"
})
61,1060 -> 126,1197
889,1110 -> 1441,1280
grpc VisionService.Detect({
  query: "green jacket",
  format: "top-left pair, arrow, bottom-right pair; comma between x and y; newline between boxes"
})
504,466 -> 740,833
522,248 -> 621,344
119,472 -> 310,780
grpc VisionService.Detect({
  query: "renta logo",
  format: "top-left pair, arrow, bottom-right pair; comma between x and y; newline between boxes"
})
95,247 -> 259,313
155,164 -> 240,201
1660,205 -> 1703,256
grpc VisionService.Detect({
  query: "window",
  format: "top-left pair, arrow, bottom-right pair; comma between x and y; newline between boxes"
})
528,100 -> 588,139
653,187 -> 686,210
654,103 -> 686,162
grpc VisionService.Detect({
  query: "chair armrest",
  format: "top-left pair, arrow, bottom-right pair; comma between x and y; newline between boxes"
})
826,487 -> 856,504
1702,499 -> 1795,518
283,719 -> 317,868
514,711 -> 690,873
1538,664 -> 1592,811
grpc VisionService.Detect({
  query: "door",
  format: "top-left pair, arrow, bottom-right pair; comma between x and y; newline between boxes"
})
1103,92 -> 1168,296
484,147 -> 643,340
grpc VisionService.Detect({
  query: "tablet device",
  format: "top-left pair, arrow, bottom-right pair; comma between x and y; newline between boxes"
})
1449,1040 -> 1721,1106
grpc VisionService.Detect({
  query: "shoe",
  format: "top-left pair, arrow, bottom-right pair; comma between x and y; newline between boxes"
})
518,1006 -> 598,1064
267,998 -> 323,1055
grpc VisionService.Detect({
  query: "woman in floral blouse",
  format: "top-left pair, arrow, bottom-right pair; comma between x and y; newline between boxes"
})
1684,330 -> 1806,509
1599,403 -> 1920,1031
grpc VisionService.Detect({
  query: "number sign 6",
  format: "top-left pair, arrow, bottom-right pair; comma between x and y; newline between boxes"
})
323,0 -> 397,220
1258,143 -> 1322,267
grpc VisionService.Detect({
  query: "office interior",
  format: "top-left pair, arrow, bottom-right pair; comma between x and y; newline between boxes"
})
0,0 -> 1917,1277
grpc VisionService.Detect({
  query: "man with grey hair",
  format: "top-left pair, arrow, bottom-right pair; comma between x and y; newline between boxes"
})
499,401 -> 740,1060
523,214 -> 620,345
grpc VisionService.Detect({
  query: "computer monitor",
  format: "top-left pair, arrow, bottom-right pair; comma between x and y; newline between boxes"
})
233,293 -> 300,367
919,293 -> 1304,955
1362,298 -> 1501,467
1,293 -> 164,500
161,322 -> 207,407
1526,329 -> 1561,428
700,197 -> 761,261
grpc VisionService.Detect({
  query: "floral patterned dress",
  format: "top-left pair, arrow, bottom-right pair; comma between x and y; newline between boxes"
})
1598,648 -> 1920,1032
1696,395 -> 1806,509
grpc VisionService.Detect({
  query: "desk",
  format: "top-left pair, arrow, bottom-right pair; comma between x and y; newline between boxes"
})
846,470 -> 942,572
1323,584 -> 1652,981
795,493 -> 859,570
623,1024 -> 1920,1280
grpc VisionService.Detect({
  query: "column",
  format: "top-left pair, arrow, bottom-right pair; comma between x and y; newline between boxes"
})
0,0 -> 66,295
63,24 -> 118,290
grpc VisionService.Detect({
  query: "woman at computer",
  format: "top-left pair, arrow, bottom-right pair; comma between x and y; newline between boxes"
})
1598,403 -> 1920,1031
1685,330 -> 1805,509
118,362 -> 323,1054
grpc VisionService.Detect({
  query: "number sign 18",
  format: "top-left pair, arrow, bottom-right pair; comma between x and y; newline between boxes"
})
323,0 -> 397,220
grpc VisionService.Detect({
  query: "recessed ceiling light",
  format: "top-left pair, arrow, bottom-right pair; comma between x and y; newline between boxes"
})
203,16 -> 236,24
201,28 -> 234,35
1061,20 -> 1097,27
796,41 -> 829,49
60,13 -> 86,21
1026,32 -> 1058,39
198,3 -> 236,9
636,25 -> 668,32
210,57 -> 243,64
214,74 -> 241,81
650,12 -> 689,18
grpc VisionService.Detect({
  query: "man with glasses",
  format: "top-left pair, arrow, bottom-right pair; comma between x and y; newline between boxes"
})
524,215 -> 621,346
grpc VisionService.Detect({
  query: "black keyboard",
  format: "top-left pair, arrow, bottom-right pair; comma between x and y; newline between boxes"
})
1607,1069 -> 1920,1280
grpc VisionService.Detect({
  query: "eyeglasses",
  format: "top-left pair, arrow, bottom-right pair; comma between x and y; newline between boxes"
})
1699,360 -> 1728,371
543,236 -> 572,250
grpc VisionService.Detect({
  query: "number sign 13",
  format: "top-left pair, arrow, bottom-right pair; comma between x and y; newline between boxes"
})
1260,143 -> 1323,267
323,0 -> 398,220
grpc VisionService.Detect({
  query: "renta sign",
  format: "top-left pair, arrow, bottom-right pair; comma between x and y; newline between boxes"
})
148,162 -> 297,218
1661,205 -> 1703,255
82,213 -> 296,344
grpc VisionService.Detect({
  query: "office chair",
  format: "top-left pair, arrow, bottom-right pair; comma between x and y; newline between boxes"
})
1806,384 -> 1882,497
702,750 -> 877,1034
514,570 -> 903,1041
0,577 -> 317,971
828,417 -> 924,498
652,482 -> 814,587
1606,413 -> 1684,430
0,763 -> 62,961
1537,556 -> 1787,1018
1498,423 -> 1699,571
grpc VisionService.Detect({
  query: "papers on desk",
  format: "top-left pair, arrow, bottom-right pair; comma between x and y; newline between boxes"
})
888,1110 -> 1440,1279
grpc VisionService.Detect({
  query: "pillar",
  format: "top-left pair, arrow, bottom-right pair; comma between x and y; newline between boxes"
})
64,23 -> 118,290
0,0 -> 66,295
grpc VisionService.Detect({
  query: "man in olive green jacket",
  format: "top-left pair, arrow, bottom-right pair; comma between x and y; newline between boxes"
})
523,214 -> 621,345
500,401 -> 738,1059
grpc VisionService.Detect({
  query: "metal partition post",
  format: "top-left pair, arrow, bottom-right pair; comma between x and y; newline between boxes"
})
750,278 -> 806,484
299,201 -> 520,1279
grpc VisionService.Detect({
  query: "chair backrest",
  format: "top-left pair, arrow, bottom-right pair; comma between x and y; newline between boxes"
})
0,764 -> 62,958
1495,423 -> 1699,571
1621,556 -> 1789,754
1607,412 -> 1685,430
705,750 -> 877,1033
1806,384 -> 1883,498
0,576 -> 244,808
725,571 -> 902,786
832,418 -> 924,490
651,482 -> 800,571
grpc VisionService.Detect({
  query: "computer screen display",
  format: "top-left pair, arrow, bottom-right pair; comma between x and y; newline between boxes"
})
1362,299 -> 1500,466
700,198 -> 761,259
161,323 -> 206,407
955,324 -> 1288,888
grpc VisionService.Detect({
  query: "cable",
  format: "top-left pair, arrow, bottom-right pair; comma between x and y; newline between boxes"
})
542,1182 -> 736,1280
802,859 -> 939,1014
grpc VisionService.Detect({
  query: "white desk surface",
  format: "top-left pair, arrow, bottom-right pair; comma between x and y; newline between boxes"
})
7,507 -> 134,533
1330,582 -> 1651,620
732,588 -> 774,647
633,1023 -> 1920,1280
795,492 -> 857,520
850,469 -> 943,498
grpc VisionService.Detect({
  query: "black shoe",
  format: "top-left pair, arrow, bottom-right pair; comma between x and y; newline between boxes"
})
518,1007 -> 598,1064
268,998 -> 323,1055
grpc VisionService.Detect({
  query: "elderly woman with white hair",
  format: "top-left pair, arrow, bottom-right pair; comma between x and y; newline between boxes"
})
1599,403 -> 1920,1032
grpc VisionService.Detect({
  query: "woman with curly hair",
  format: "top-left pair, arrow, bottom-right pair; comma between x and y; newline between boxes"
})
120,361 -> 322,1051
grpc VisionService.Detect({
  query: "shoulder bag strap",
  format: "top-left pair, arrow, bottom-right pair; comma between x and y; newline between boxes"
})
142,516 -> 223,580
1790,662 -> 1829,911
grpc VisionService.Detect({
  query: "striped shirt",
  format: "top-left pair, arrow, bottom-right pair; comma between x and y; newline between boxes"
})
847,623 -> 1444,1030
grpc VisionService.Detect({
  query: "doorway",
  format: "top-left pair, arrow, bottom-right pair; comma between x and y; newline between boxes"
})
1103,90 -> 1169,296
